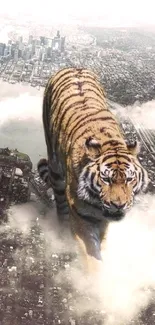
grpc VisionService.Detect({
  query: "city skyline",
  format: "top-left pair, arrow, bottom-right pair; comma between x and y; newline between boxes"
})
0,27 -> 155,107
0,31 -> 67,87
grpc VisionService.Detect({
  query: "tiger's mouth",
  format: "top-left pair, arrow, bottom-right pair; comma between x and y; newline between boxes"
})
102,207 -> 126,221
102,202 -> 127,221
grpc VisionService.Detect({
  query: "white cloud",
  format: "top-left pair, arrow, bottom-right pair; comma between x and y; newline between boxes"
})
116,100 -> 155,130
0,88 -> 46,165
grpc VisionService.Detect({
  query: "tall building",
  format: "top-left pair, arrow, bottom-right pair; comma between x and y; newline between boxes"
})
8,45 -> 12,56
61,37 -> 65,52
14,49 -> 19,61
18,36 -> 23,44
46,47 -> 51,58
28,35 -> 33,45
40,36 -> 48,46
11,43 -> 16,57
40,36 -> 45,45
35,39 -> 41,46
42,53 -> 46,61
51,31 -> 65,52
18,36 -> 23,52
25,50 -> 31,61
56,30 -> 60,38
4,47 -> 8,57
0,43 -> 6,56
35,46 -> 41,60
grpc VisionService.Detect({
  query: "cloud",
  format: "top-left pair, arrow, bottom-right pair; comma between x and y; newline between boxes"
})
0,89 -> 46,165
0,92 -> 42,124
54,194 -> 155,324
117,100 -> 155,130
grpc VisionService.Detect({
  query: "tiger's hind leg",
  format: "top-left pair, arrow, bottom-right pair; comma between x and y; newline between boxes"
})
37,158 -> 69,225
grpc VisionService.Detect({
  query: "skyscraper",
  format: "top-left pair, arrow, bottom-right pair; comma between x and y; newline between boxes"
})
0,43 -> 6,56
28,35 -> 33,45
51,31 -> 65,52
14,49 -> 19,61
61,37 -> 65,52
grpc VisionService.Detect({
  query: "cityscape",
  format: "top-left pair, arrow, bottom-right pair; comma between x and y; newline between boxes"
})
0,30 -> 67,88
1,20 -> 155,325
0,27 -> 155,105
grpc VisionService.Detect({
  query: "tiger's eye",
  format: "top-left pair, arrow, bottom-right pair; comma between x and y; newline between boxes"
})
127,177 -> 133,182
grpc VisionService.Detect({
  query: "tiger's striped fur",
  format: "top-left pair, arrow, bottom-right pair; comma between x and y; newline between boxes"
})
38,67 -> 149,273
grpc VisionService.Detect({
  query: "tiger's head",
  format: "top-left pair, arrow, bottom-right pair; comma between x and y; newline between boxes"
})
77,137 -> 149,221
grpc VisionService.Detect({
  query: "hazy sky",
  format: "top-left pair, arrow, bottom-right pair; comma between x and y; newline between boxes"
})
1,0 -> 155,27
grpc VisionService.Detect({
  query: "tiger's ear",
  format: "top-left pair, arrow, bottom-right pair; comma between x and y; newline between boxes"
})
126,139 -> 140,156
85,137 -> 101,159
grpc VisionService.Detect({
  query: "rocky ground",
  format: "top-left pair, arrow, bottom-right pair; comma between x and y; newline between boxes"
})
0,119 -> 155,325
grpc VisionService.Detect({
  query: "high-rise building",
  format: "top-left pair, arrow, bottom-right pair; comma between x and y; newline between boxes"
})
25,50 -> 31,61
4,47 -> 8,57
40,36 -> 48,46
14,49 -> 19,61
56,30 -> 60,38
46,47 -> 51,58
28,35 -> 33,45
40,36 -> 45,45
42,53 -> 46,61
11,43 -> 16,57
0,43 -> 6,56
19,42 -> 24,51
61,37 -> 65,52
18,36 -> 23,51
35,46 -> 41,60
35,39 -> 41,46
8,45 -> 12,56
51,31 -> 65,52
18,36 -> 23,43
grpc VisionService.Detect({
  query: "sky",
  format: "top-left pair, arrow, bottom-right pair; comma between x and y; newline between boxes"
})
0,0 -> 155,27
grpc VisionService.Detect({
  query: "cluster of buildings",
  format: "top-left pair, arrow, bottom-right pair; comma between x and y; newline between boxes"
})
0,28 -> 155,106
0,30 -> 65,62
0,31 -> 67,87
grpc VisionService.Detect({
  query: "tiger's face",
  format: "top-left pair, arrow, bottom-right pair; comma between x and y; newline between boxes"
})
77,137 -> 149,221
98,158 -> 141,220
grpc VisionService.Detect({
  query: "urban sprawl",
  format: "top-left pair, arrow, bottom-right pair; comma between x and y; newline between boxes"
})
0,28 -> 155,105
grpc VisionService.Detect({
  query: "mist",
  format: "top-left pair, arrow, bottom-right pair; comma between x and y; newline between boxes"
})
116,100 -> 155,130
0,84 -> 45,165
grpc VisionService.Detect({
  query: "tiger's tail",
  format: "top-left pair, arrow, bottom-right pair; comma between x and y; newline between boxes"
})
37,158 -> 49,184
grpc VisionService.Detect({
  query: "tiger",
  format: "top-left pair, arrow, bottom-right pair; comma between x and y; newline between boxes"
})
37,67 -> 149,274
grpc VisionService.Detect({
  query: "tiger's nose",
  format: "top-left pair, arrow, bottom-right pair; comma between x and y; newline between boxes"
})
110,202 -> 126,212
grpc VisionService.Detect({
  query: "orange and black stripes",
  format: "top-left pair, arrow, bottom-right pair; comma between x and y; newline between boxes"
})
38,67 -> 149,274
